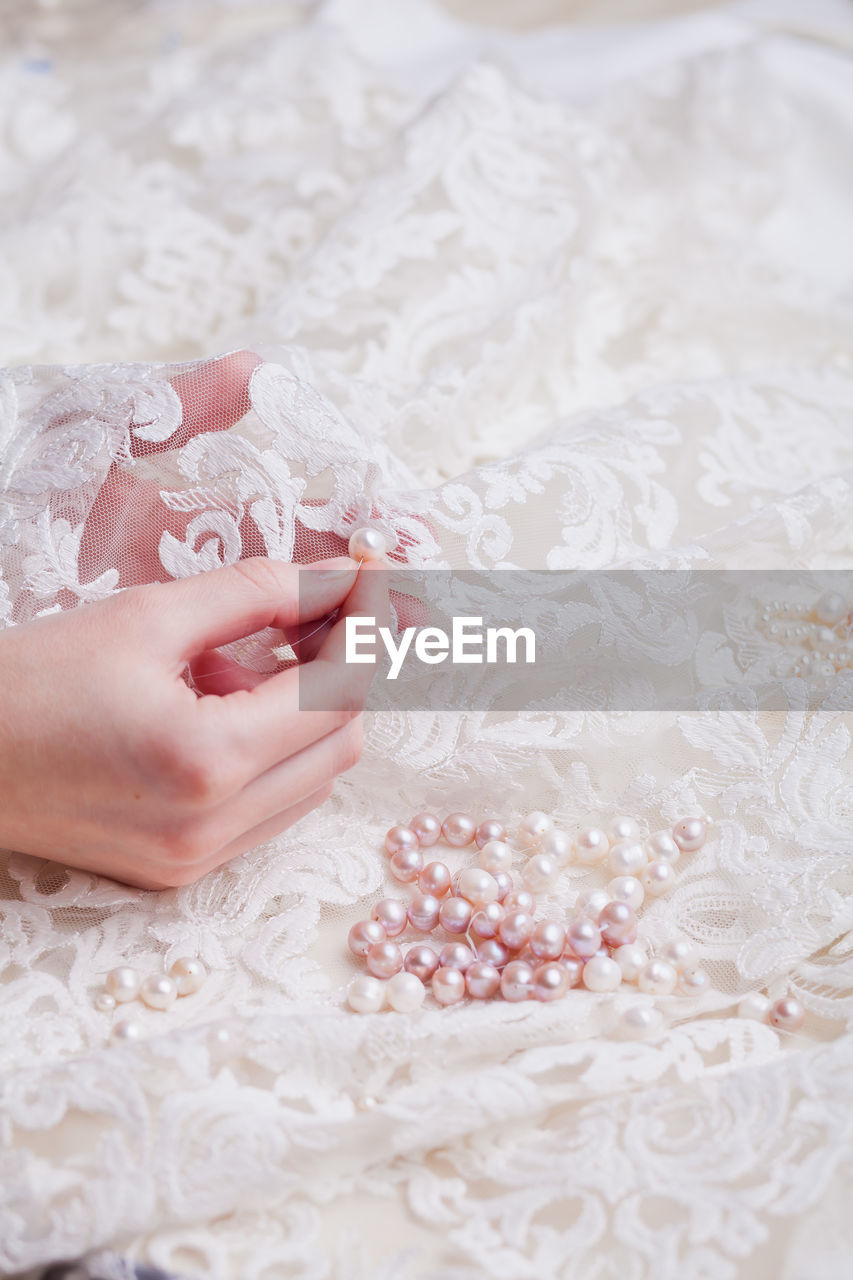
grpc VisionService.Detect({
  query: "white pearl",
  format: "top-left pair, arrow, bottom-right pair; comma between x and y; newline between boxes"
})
640,860 -> 676,896
169,957 -> 206,996
737,992 -> 770,1021
539,828 -> 573,866
615,943 -> 648,982
385,971 -> 425,1013
106,966 -> 140,1004
638,959 -> 678,996
574,827 -> 609,866
575,888 -> 610,917
678,967 -> 710,996
347,974 -> 385,1014
607,815 -> 640,844
620,1004 -> 664,1039
582,955 -> 622,992
644,831 -> 680,866
457,867 -> 499,905
110,1018 -> 142,1044
672,817 -> 707,853
478,839 -> 513,875
140,973 -> 178,1011
658,937 -> 697,971
516,811 -> 554,847
815,590 -> 846,625
348,527 -> 387,561
95,992 -> 117,1013
607,875 -> 644,911
769,995 -> 805,1032
521,852 -> 559,894
608,840 -> 646,877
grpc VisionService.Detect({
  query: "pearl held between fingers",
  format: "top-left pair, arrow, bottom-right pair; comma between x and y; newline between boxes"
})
769,995 -> 805,1032
385,971 -> 425,1013
348,527 -> 387,561
348,974 -> 385,1014
366,940 -> 403,980
574,827 -> 610,865
582,955 -> 622,992
738,992 -> 771,1021
106,966 -> 140,1004
442,812 -> 477,846
110,1018 -> 143,1044
410,813 -> 441,846
432,967 -> 466,1005
371,898 -> 408,937
638,959 -> 678,997
672,817 -> 707,853
140,974 -> 178,1011
170,957 -> 206,996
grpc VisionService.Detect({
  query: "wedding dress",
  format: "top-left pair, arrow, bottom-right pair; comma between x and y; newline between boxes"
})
2,0 -> 853,1276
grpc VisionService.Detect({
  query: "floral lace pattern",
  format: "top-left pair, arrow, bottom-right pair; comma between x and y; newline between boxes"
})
2,0 -> 853,1276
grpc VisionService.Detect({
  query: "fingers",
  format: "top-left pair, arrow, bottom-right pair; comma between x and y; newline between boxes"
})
130,349 -> 261,459
203,782 -> 334,873
189,649 -> 267,696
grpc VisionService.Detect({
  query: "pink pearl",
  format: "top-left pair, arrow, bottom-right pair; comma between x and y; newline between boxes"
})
432,967 -> 466,1005
439,942 -> 477,971
371,899 -> 408,938
470,902 -> 505,940
385,825 -> 418,855
503,890 -> 536,914
477,938 -> 510,968
769,995 -> 805,1032
366,940 -> 403,979
418,861 -> 452,897
404,944 -> 439,982
493,872 -> 513,902
408,893 -> 441,933
347,919 -> 386,957
529,921 -> 566,961
475,818 -> 506,848
558,954 -> 583,987
441,812 -> 476,846
672,817 -> 707,853
466,961 -> 501,998
410,813 -> 441,846
498,910 -> 534,951
500,960 -> 534,1002
598,900 -> 638,947
389,847 -> 423,883
439,897 -> 473,934
566,916 -> 602,959
532,962 -> 569,1002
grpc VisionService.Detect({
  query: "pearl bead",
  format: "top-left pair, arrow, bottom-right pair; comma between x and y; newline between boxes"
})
348,974 -> 385,1013
385,971 -> 425,1013
566,916 -> 602,959
477,938 -> 510,968
500,960 -> 535,1002
558,954 -> 583,987
769,995 -> 805,1032
348,527 -> 387,561
389,847 -> 423,883
574,827 -> 609,866
470,902 -> 505,940
438,897 -> 473,934
644,830 -> 681,866
658,937 -> 697,971
140,974 -> 178,1011
466,961 -> 501,999
475,818 -> 506,849
598,901 -> 637,947
106,966 -> 140,1004
366,940 -> 403,979
432,967 -> 466,1005
418,861 -> 452,898
533,962 -> 569,1001
503,890 -> 536,914
408,893 -> 441,933
516,811 -> 554,848
522,852 -> 559,894
678,967 -> 710,996
614,943 -> 648,982
356,1094 -> 378,1111
607,815 -> 641,844
582,955 -> 622,992
371,899 -> 408,938
672,817 -> 707,853
404,944 -> 439,982
620,1004 -> 664,1039
457,867 -> 499,904
640,860 -> 675,896
169,957 -> 206,996
110,1018 -> 142,1044
608,840 -> 646,877
442,812 -> 476,846
638,959 -> 678,996
410,813 -> 441,847
95,992 -> 117,1013
439,942 -> 477,971
529,921 -> 566,962
384,825 -> 419,856
539,828 -> 572,866
815,590 -> 846,624
478,839 -> 513,875
493,872 -> 513,902
737,992 -> 771,1021
607,876 -> 645,910
499,910 -> 534,951
575,888 -> 610,917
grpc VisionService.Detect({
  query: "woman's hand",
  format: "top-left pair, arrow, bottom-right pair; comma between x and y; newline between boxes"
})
0,556 -> 387,889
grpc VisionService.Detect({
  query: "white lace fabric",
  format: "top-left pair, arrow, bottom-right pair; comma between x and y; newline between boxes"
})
2,0 -> 853,1276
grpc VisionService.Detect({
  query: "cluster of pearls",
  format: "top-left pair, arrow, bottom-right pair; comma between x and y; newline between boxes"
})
737,990 -> 805,1033
759,590 -> 853,681
98,958 -> 207,1044
346,810 -> 717,1024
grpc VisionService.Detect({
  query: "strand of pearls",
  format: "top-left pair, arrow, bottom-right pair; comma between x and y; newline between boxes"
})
99,957 -> 207,1044
758,590 -> 853,681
